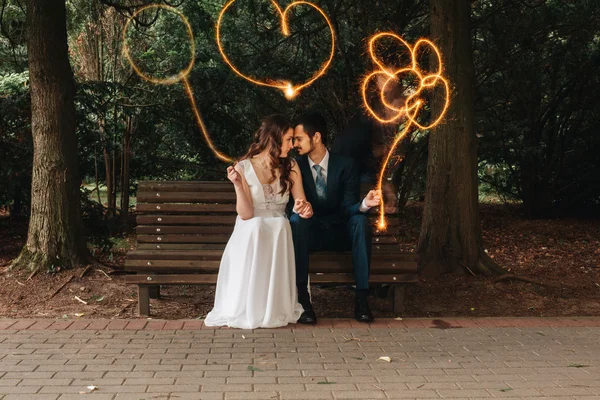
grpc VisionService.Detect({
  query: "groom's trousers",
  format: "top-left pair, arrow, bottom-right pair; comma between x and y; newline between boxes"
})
290,213 -> 372,291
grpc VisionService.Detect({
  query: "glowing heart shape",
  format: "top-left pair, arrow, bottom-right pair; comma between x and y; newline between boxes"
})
216,0 -> 336,99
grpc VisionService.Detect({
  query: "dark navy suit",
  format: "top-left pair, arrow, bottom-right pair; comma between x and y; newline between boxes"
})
289,153 -> 372,291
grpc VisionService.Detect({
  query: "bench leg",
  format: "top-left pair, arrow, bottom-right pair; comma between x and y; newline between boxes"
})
138,285 -> 151,316
391,285 -> 406,314
149,286 -> 160,299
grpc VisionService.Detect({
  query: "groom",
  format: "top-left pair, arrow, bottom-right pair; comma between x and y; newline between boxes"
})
290,111 -> 381,324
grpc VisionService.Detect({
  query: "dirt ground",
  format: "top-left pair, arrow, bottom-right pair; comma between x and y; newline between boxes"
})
1,204 -> 599,320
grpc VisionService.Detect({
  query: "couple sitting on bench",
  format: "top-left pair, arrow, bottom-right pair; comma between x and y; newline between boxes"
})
204,112 -> 382,329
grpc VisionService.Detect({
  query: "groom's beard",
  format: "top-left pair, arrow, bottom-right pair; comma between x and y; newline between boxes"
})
297,139 -> 315,156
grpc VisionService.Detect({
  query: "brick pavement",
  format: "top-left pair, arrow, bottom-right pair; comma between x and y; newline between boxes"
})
0,318 -> 599,400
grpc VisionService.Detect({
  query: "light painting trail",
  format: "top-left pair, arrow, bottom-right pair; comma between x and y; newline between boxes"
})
122,4 -> 233,163
216,0 -> 335,99
361,33 -> 451,230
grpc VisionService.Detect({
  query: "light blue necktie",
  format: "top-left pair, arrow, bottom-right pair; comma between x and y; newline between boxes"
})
313,164 -> 327,202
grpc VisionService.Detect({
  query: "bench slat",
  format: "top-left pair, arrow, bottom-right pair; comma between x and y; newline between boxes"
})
137,243 -> 227,250
136,225 -> 402,235
125,273 -> 417,285
126,249 -> 418,261
311,273 -> 418,283
138,181 -> 381,194
135,243 -> 406,251
137,215 -> 238,225
136,203 -> 402,214
137,226 -> 235,235
136,204 -> 237,213
137,234 -> 230,244
136,214 -> 404,226
127,274 -> 218,284
137,234 -> 402,244
137,192 -> 237,203
125,259 -> 417,273
139,181 -> 234,192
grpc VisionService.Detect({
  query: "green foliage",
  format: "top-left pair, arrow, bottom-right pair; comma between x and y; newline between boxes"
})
80,186 -> 120,252
474,0 -> 600,216
1,0 -> 598,219
0,71 -> 31,215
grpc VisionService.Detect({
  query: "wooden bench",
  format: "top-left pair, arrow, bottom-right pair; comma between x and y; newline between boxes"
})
125,181 -> 419,316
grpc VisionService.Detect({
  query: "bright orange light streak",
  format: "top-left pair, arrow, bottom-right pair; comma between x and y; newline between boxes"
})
216,0 -> 335,98
361,33 -> 451,230
122,4 -> 233,163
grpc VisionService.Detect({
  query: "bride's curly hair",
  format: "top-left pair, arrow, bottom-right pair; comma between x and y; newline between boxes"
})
242,114 -> 293,195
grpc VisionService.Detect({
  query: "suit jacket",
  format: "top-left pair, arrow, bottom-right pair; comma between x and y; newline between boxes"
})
292,153 -> 363,227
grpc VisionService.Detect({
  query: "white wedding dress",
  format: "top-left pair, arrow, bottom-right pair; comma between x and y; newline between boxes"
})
204,159 -> 304,329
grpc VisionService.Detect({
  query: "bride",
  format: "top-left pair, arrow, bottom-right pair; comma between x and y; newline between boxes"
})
204,114 -> 313,329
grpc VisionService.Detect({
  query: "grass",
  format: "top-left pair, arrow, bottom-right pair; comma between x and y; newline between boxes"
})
83,183 -> 137,208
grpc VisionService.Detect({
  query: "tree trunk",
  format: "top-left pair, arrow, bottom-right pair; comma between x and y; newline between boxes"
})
11,0 -> 88,272
120,115 -> 133,230
111,105 -> 119,218
417,0 -> 503,277
100,117 -> 115,218
94,146 -> 102,205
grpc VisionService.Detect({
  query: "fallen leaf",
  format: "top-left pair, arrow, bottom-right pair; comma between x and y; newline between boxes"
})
343,336 -> 377,343
568,363 -> 590,368
74,313 -> 85,317
378,356 -> 392,362
317,382 -> 336,384
247,366 -> 263,372
79,385 -> 98,394
499,388 -> 513,392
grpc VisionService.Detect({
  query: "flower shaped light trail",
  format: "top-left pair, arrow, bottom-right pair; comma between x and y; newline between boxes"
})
361,33 -> 450,230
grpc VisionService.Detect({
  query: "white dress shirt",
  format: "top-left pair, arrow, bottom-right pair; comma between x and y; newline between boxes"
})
307,150 -> 370,213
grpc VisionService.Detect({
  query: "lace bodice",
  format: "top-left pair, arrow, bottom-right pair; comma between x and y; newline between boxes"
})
238,159 -> 289,213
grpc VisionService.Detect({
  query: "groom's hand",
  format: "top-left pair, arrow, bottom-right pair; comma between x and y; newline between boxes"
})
299,201 -> 313,219
294,198 -> 312,218
364,189 -> 382,208
293,198 -> 308,213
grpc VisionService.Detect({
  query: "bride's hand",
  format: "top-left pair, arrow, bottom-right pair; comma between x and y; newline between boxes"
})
227,165 -> 242,187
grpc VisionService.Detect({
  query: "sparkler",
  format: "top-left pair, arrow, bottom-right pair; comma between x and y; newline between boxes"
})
122,4 -> 233,163
361,33 -> 451,230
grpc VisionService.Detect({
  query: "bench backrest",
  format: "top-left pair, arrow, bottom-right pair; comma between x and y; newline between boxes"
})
135,181 -> 403,251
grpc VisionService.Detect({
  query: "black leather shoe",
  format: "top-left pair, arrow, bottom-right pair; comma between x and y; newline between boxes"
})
298,309 -> 317,324
355,294 -> 374,323
297,287 -> 317,324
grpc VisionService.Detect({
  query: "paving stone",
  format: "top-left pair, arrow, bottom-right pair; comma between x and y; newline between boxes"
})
0,320 -> 596,400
